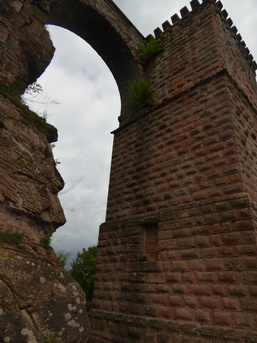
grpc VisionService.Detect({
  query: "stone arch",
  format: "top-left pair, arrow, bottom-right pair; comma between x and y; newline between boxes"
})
0,0 -> 144,119
47,0 -> 143,115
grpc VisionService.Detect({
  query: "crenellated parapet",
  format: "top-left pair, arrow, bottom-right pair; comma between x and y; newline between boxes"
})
152,0 -> 256,73
131,0 -> 257,114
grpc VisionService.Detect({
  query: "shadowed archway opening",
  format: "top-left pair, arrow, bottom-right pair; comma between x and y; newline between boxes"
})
24,24 -> 121,265
22,0 -> 143,264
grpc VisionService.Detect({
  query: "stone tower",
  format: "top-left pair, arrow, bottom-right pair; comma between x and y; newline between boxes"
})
89,1 -> 257,342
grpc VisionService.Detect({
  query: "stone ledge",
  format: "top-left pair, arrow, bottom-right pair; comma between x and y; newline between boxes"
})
90,310 -> 257,343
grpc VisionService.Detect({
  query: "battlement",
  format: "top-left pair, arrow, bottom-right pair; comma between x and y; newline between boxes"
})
151,0 -> 256,71
139,0 -> 257,114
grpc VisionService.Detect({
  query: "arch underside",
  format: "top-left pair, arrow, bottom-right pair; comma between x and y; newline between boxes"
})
47,0 -> 142,113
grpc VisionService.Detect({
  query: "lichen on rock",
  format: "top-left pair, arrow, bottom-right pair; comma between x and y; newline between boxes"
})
0,1 -> 90,341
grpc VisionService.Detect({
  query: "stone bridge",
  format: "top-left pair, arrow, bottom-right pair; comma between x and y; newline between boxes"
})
1,0 -> 257,342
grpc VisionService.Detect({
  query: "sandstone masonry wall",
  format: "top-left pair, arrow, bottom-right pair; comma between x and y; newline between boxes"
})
90,1 -> 257,342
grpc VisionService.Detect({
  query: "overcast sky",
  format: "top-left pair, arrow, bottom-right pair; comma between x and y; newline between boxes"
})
24,0 -> 257,266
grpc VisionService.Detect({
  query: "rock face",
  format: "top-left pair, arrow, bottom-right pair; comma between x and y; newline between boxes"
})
0,94 -> 64,228
0,246 -> 90,343
0,0 -> 88,339
1,0 -> 257,343
0,0 -> 54,91
0,93 -> 90,341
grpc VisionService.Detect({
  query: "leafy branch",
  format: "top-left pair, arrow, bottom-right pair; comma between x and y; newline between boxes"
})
22,82 -> 60,120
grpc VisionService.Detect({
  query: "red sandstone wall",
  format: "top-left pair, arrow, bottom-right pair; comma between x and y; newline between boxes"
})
106,0 -> 257,222
93,74 -> 257,338
1,0 -> 257,342
91,1 -> 257,342
215,6 -> 257,109
106,74 -> 240,220
229,82 -> 257,201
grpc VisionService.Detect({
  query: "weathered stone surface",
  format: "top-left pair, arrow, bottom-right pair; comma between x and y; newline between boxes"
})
0,94 -> 65,229
0,92 -> 90,341
0,243 -> 90,342
0,0 -> 54,91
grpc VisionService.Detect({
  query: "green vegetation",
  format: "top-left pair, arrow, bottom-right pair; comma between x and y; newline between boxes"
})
0,80 -> 57,142
22,82 -> 60,116
70,245 -> 97,311
128,79 -> 154,108
39,234 -> 69,267
0,80 -> 23,98
40,234 -> 52,250
0,231 -> 24,245
20,108 -> 57,143
55,250 -> 70,267
137,36 -> 164,66
24,82 -> 43,96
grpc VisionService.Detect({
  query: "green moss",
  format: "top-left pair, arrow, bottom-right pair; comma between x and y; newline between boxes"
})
0,80 -> 23,98
128,79 -> 154,108
55,250 -> 70,267
0,81 -> 57,142
20,109 -> 57,143
0,231 -> 25,245
137,36 -> 164,66
44,337 -> 58,343
40,234 -> 52,250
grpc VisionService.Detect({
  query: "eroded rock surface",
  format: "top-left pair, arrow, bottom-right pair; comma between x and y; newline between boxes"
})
0,0 -> 54,90
0,1 -> 90,339
0,246 -> 90,342
0,93 -> 90,342
0,94 -> 65,228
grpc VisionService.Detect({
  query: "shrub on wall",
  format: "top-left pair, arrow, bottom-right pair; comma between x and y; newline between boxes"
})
137,36 -> 164,66
128,79 -> 154,108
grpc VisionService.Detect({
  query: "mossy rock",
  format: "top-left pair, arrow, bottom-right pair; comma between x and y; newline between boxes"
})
0,81 -> 57,142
